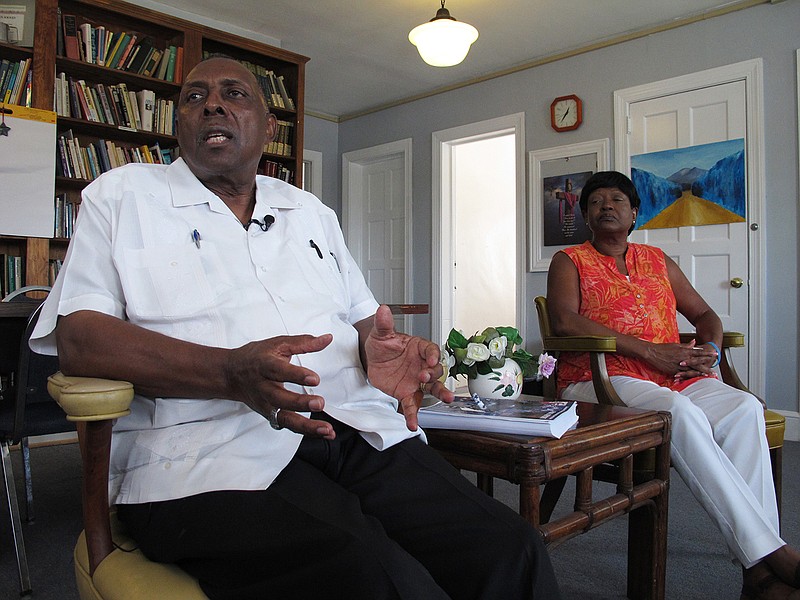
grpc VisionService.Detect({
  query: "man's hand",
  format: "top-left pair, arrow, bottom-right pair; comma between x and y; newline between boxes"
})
364,305 -> 454,431
225,334 -> 336,439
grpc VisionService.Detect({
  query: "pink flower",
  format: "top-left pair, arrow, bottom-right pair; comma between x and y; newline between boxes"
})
536,353 -> 557,380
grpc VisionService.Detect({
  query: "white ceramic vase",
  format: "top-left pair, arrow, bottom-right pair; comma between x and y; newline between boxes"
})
466,358 -> 523,400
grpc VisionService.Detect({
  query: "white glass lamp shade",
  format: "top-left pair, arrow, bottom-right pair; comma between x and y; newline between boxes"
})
408,18 -> 479,67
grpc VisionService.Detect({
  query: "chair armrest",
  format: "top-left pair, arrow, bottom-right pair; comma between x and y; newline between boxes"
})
47,371 -> 134,421
47,372 -> 134,575
541,335 -> 626,407
678,331 -> 745,349
542,335 -> 616,354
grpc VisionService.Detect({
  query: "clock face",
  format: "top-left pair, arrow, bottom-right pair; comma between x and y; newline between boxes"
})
551,95 -> 582,132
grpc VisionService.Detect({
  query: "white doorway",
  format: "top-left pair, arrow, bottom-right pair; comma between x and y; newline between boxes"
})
432,113 -> 526,348
614,59 -> 765,395
342,139 -> 413,331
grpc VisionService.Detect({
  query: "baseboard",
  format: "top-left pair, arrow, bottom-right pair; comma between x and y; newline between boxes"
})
776,409 -> 800,442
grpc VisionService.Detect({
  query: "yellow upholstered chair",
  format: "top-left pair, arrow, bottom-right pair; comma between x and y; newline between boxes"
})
534,295 -> 785,515
47,373 -> 207,600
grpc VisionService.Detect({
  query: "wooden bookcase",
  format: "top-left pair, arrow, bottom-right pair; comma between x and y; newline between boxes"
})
0,0 -> 307,291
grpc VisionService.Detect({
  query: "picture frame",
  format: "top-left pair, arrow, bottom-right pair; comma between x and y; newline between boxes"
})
0,1 -> 35,47
527,138 -> 609,271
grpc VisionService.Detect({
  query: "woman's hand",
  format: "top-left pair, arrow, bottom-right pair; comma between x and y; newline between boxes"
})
643,338 -> 717,379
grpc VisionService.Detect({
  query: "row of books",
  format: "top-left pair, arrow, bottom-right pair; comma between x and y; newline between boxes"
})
264,120 -> 294,157
261,160 -> 294,184
1,254 -> 24,299
59,11 -> 183,83
0,57 -> 32,106
206,53 -> 295,112
57,130 -> 179,182
55,73 -> 175,135
49,259 -> 64,286
54,194 -> 79,239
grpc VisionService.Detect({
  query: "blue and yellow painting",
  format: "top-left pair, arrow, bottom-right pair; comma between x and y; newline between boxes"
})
631,139 -> 745,229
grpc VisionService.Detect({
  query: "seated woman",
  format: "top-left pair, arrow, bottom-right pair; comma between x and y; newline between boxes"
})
546,170 -> 800,600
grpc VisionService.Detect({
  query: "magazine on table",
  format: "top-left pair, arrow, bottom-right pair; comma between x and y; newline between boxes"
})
418,394 -> 579,438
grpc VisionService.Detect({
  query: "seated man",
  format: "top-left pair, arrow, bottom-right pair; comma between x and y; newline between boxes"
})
31,56 -> 560,599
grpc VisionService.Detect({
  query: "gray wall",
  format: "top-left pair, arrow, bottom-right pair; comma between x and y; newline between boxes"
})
323,2 -> 799,413
303,115 -> 340,211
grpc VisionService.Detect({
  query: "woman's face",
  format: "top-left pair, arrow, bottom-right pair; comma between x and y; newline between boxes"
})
583,186 -> 637,236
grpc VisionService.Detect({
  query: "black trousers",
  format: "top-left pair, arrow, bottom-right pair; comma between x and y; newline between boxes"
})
118,416 -> 561,600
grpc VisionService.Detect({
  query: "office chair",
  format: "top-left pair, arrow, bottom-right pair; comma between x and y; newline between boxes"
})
47,373 -> 207,599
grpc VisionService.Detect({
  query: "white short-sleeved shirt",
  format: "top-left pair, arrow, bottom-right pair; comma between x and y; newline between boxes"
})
31,159 -> 422,504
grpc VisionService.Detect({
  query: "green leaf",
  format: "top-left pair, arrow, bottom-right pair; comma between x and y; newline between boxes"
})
496,326 -> 522,346
487,356 -> 505,369
476,361 -> 493,375
481,327 -> 499,341
447,329 -> 469,349
502,385 -> 514,397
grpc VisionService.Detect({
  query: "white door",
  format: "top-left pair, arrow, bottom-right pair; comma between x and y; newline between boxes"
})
616,60 -> 766,392
342,140 -> 413,331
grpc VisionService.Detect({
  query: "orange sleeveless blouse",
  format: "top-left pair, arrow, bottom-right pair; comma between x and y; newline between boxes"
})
556,241 -> 701,393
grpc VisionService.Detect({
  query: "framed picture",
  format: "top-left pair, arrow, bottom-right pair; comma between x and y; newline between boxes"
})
0,1 -> 35,47
527,139 -> 609,271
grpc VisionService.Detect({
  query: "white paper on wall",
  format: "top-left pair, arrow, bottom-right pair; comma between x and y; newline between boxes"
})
0,105 -> 56,238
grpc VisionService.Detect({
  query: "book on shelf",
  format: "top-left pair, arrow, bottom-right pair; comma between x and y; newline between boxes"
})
62,13 -> 80,60
417,395 -> 579,438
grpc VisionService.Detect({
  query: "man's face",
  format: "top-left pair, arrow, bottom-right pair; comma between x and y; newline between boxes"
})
176,58 -> 277,182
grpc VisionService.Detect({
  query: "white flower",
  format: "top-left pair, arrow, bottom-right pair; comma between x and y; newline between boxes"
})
488,335 -> 507,360
441,346 -> 455,370
463,342 -> 491,366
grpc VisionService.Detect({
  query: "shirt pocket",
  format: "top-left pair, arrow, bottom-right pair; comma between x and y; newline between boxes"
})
121,243 -> 217,319
287,240 -> 348,310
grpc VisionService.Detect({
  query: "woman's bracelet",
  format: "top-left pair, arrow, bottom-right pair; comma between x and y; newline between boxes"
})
705,341 -> 721,368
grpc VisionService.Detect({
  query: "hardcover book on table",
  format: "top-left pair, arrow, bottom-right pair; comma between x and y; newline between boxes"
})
418,396 -> 578,438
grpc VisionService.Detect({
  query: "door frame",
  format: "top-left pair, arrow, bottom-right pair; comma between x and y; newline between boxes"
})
342,138 -> 413,328
613,58 -> 766,396
431,113 -> 526,348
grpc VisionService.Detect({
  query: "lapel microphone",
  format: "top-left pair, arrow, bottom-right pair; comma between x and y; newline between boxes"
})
245,214 -> 275,231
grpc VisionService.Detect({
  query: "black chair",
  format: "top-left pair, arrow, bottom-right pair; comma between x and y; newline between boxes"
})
1,298 -> 75,596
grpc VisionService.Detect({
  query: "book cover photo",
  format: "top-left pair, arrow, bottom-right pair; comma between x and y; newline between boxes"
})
418,395 -> 579,438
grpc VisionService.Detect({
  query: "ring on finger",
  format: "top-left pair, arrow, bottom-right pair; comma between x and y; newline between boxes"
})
419,381 -> 430,394
267,406 -> 283,430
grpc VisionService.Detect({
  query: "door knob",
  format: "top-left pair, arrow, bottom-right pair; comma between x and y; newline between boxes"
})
730,277 -> 744,288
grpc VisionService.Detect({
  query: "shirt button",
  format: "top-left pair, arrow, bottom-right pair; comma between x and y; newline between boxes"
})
639,304 -> 644,308
261,266 -> 267,272
170,261 -> 178,267
164,462 -> 172,470
636,294 -> 641,299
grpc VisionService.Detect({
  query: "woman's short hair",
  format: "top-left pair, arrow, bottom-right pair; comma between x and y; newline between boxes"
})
578,171 -> 641,213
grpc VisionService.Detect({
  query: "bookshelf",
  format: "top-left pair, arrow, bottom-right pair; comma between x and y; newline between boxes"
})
0,0 -> 308,295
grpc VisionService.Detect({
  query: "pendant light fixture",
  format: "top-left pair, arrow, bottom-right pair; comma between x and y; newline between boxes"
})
408,1 -> 479,67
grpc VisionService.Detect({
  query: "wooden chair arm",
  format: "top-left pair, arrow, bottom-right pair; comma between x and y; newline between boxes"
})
47,372 -> 134,575
540,335 -> 626,407
542,335 -> 616,353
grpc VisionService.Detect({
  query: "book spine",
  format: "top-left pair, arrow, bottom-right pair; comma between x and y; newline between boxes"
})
62,14 -> 80,60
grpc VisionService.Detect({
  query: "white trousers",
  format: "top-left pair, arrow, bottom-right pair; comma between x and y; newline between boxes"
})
563,376 -> 783,568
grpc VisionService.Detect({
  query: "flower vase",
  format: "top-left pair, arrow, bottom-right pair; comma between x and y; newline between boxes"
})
467,358 -> 523,400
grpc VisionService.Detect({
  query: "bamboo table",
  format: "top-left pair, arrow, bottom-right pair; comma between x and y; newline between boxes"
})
426,399 -> 671,600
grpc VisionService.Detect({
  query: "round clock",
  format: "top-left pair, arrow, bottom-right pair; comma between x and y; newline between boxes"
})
550,95 -> 583,132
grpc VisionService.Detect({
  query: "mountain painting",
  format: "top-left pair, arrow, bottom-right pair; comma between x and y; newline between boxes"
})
630,138 -> 746,229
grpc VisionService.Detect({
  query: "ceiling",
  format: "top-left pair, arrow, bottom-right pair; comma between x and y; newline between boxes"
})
143,0 -> 764,121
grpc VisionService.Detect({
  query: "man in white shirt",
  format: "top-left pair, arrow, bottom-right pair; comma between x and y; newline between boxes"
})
32,56 -> 560,599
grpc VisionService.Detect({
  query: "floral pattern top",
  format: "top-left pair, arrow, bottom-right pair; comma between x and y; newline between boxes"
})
557,241 -> 707,393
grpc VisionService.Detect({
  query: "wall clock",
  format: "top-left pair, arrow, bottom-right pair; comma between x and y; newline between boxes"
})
550,95 -> 583,132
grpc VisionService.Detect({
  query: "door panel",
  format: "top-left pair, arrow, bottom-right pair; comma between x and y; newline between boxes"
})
628,80 -> 748,379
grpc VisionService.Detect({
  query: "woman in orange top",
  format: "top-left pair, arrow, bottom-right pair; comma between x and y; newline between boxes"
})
547,171 -> 799,600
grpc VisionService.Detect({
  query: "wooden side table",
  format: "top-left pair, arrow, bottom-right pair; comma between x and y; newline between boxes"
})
426,399 -> 671,600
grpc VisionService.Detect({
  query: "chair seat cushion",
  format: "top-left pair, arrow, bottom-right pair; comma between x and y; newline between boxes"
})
764,409 -> 785,450
74,512 -> 207,600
